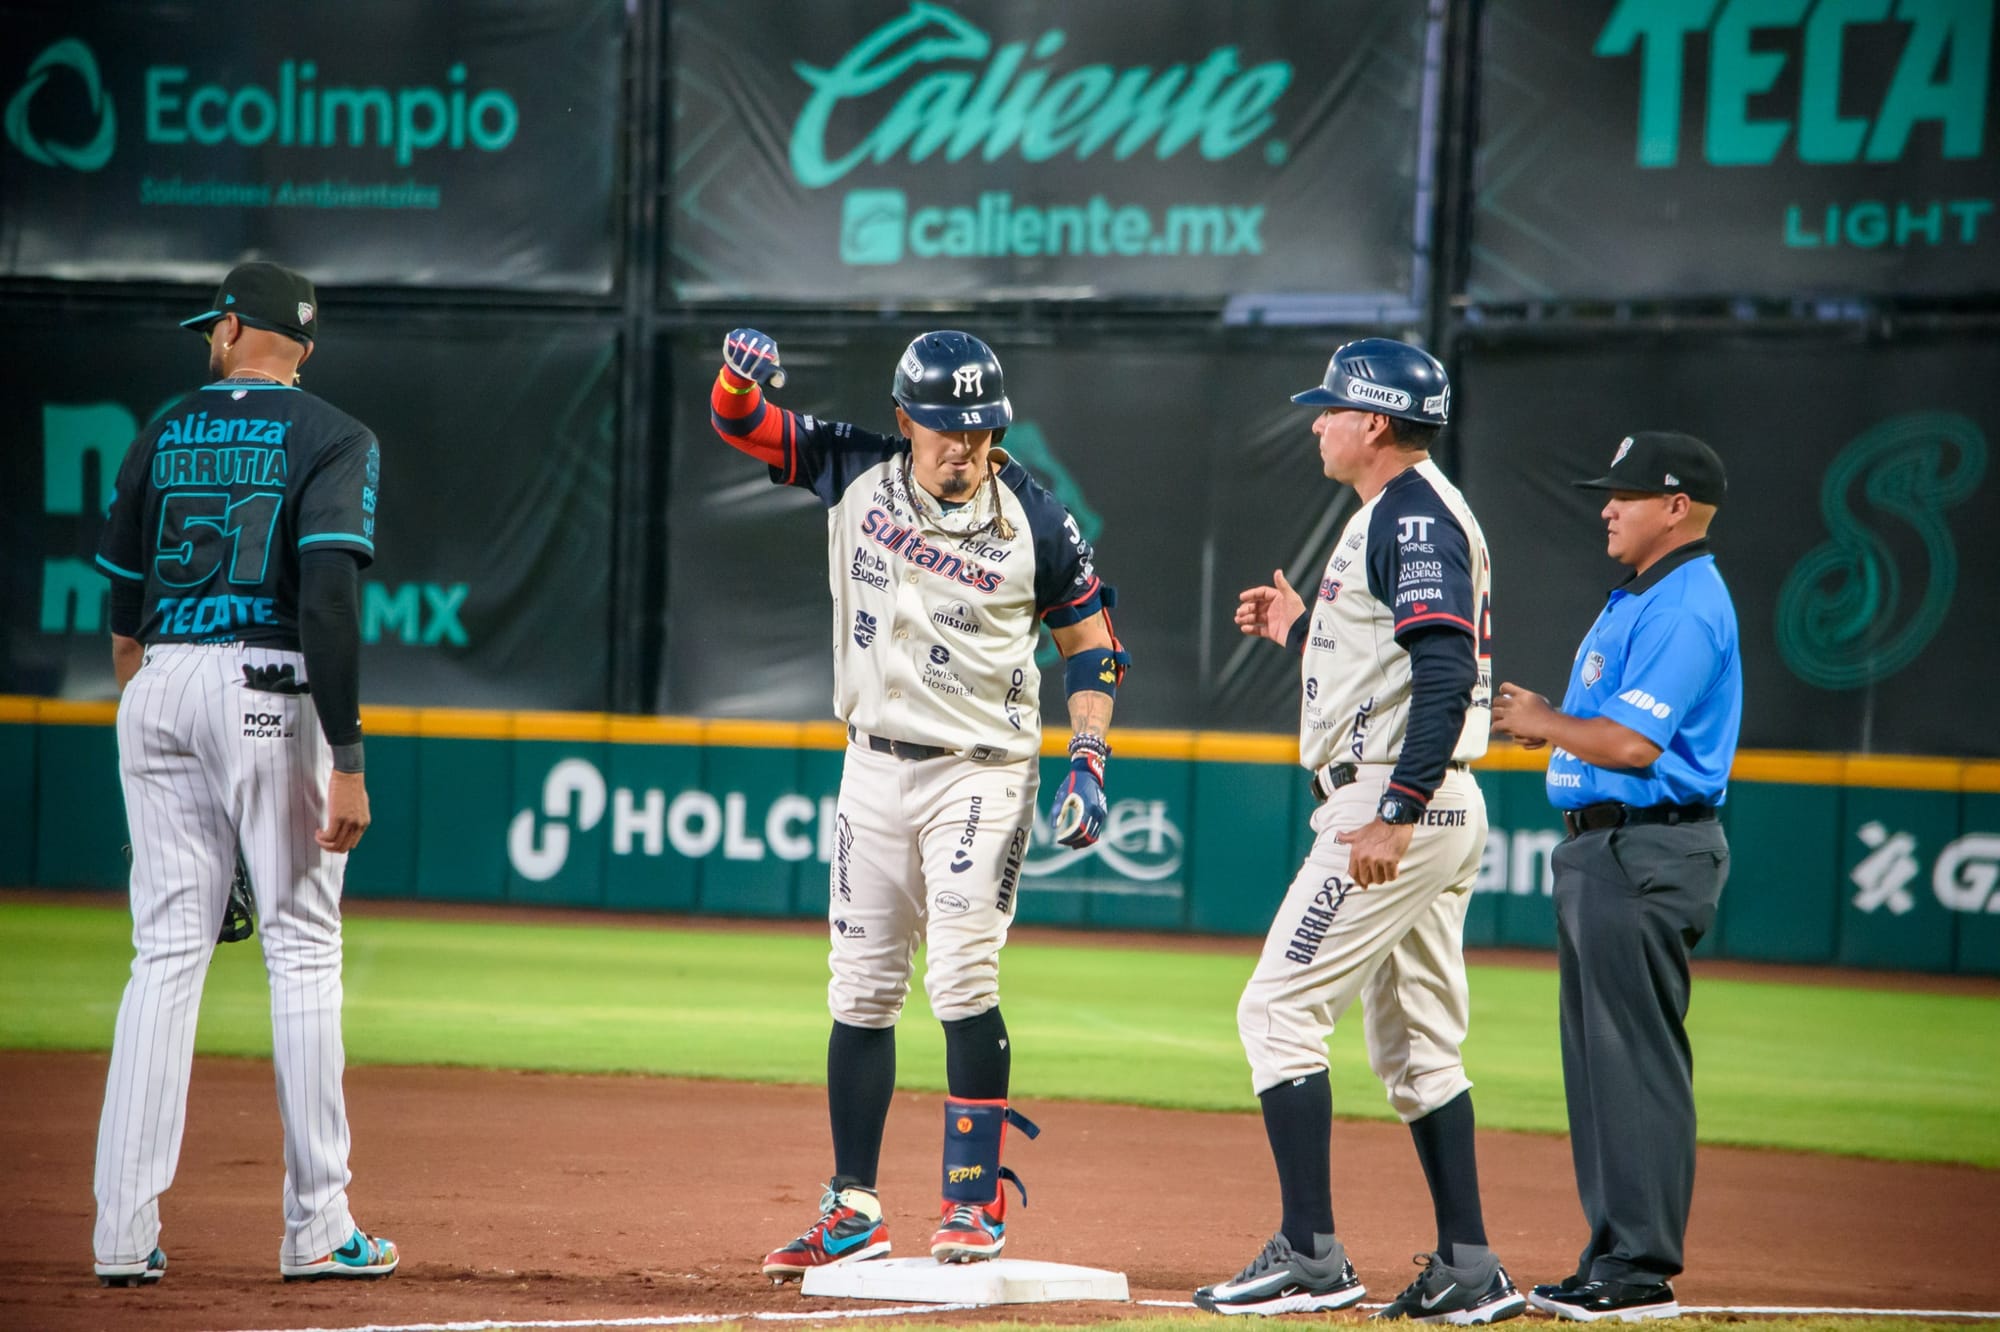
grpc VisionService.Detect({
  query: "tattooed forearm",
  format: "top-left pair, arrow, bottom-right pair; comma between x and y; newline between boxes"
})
1067,689 -> 1114,740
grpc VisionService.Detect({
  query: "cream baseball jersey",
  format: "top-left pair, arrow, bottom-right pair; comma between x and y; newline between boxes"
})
1299,459 -> 1492,772
771,418 -> 1103,761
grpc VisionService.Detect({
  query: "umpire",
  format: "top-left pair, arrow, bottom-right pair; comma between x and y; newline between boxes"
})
1490,432 -> 1742,1323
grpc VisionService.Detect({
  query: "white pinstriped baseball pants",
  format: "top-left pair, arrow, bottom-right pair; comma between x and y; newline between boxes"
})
94,644 -> 359,1267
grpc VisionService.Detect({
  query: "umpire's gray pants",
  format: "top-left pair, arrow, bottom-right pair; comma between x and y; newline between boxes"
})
1551,820 -> 1728,1286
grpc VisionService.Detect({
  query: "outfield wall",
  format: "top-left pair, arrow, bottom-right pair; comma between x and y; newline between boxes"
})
5,696 -> 1997,976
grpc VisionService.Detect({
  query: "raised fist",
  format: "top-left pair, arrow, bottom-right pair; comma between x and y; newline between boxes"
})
723,328 -> 786,389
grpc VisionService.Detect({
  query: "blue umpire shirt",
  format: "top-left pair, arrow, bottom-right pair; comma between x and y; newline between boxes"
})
1545,539 -> 1744,811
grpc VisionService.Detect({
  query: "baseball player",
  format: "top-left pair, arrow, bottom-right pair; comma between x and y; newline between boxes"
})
1195,340 -> 1524,1323
90,262 -> 398,1286
708,328 -> 1127,1278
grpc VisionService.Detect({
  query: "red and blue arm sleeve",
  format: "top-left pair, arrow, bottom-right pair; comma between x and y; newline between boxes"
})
709,367 -> 791,473
710,369 -> 903,507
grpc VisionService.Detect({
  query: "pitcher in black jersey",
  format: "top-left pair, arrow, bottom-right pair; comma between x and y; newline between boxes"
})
90,262 -> 399,1287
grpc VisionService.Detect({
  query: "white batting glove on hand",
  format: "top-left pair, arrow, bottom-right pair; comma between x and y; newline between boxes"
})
723,328 -> 786,389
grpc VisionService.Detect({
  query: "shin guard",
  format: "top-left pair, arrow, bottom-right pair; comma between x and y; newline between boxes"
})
941,1096 -> 1040,1212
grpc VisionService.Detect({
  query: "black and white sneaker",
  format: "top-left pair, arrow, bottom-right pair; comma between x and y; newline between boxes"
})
1194,1233 -> 1366,1316
95,1247 -> 167,1288
1371,1251 -> 1527,1325
1529,1279 -> 1679,1322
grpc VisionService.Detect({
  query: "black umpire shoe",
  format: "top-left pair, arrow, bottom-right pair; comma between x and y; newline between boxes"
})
1530,1273 -> 1589,1304
1529,1278 -> 1679,1322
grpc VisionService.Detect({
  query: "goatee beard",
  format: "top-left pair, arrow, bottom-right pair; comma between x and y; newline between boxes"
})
938,471 -> 973,499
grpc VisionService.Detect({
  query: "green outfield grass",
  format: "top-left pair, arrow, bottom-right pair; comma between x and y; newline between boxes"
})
3,901 -> 1996,1168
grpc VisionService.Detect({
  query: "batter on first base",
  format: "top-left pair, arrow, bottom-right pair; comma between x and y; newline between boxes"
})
708,328 -> 1127,1278
90,262 -> 398,1286
1197,340 -> 1524,1323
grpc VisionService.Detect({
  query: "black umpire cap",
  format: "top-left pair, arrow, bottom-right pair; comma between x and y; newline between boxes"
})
181,261 -> 318,344
1575,431 -> 1726,506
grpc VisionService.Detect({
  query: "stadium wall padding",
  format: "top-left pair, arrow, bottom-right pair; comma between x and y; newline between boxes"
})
7,697 -> 1997,976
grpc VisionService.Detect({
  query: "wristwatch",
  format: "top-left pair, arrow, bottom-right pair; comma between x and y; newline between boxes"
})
1377,793 -> 1422,825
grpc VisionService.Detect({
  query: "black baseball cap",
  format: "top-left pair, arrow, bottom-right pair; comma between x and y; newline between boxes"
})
181,261 -> 318,343
1575,431 -> 1726,506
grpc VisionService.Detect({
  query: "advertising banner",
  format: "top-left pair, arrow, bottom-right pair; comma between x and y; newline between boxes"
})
665,0 -> 1435,303
16,707 -> 1996,971
0,304 -> 620,710
491,743 -> 1202,929
1455,332 -> 2000,756
658,327 -> 1391,733
1470,0 -> 1998,300
0,0 -> 622,291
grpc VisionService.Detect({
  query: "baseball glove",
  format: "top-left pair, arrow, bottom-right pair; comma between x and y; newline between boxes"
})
218,857 -> 256,944
122,843 -> 258,944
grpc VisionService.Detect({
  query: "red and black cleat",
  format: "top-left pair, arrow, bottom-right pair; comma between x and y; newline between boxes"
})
931,1197 -> 1007,1263
761,1178 -> 891,1282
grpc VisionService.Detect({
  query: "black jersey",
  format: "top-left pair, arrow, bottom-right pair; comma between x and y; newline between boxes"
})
95,377 -> 379,649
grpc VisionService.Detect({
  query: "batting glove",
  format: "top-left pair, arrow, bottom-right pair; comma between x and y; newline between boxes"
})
1050,733 -> 1109,849
722,327 -> 786,389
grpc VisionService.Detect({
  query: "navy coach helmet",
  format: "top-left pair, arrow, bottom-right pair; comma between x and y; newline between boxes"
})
892,330 -> 1013,439
1292,337 -> 1450,425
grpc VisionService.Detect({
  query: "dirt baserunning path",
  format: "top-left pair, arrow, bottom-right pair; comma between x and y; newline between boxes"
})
3,1050 -> 1993,1331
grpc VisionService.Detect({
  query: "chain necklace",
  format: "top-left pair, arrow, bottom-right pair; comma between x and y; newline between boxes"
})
899,451 -> 1015,542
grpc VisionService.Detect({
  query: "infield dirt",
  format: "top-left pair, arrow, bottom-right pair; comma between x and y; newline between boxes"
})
2,1051 -> 1994,1330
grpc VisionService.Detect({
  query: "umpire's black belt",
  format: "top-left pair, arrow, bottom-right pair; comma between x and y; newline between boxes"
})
1310,760 -> 1466,802
1562,801 -> 1717,838
849,725 -> 952,762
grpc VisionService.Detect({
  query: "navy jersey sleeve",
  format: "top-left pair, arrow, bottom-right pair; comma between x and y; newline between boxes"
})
1606,604 -> 1723,749
294,427 -> 380,568
775,413 -> 905,508
94,430 -> 153,586
1365,476 -> 1476,644
1004,464 -> 1103,626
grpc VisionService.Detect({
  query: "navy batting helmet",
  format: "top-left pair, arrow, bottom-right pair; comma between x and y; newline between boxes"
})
1292,338 -> 1450,425
892,330 -> 1012,438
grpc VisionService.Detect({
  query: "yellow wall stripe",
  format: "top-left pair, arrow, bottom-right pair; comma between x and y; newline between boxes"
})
1844,754 -> 1962,791
1730,750 -> 1848,784
36,700 -> 119,726
1470,744 -> 1551,773
2,695 -> 1990,791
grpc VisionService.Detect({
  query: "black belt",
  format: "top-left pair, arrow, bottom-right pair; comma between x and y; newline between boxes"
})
1562,801 -> 1717,838
1310,760 -> 1466,803
849,725 -> 951,762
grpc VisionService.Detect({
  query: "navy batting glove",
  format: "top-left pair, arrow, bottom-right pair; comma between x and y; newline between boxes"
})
722,327 -> 786,388
1050,733 -> 1109,848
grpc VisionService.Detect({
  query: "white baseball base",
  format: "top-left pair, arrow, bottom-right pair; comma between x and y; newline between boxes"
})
800,1257 -> 1129,1304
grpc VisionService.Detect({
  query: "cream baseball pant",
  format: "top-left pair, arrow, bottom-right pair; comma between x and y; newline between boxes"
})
95,643 -> 360,1268
1237,765 -> 1488,1121
825,741 -> 1038,1026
